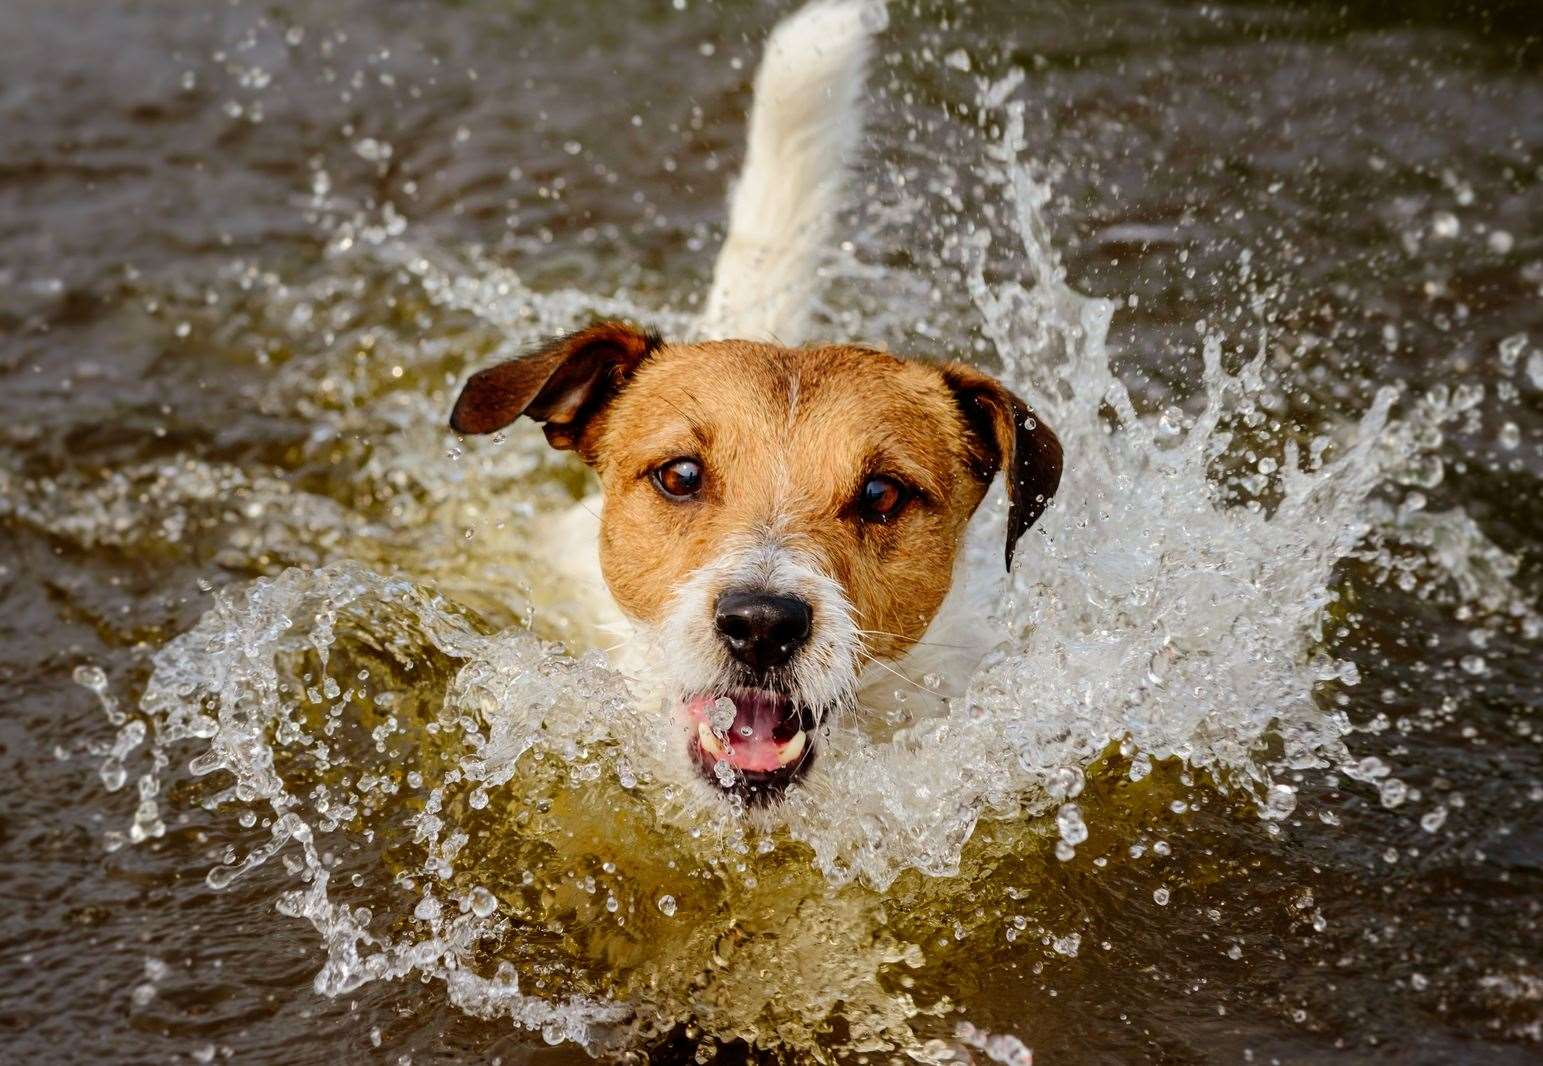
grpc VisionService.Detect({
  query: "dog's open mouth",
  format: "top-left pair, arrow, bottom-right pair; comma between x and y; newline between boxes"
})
682,689 -> 817,801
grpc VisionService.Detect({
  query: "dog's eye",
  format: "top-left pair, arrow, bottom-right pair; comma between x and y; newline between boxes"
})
652,457 -> 703,500
856,475 -> 908,523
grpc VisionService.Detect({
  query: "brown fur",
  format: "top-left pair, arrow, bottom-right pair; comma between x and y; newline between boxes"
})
450,323 -> 1061,663
590,339 -> 987,660
448,322 -> 661,444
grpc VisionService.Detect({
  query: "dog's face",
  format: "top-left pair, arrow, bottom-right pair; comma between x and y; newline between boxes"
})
451,322 -> 1060,804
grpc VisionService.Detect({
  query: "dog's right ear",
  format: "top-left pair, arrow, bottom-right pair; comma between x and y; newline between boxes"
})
448,321 -> 661,451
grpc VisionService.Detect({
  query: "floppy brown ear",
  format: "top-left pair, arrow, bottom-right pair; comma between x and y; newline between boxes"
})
448,321 -> 661,452
942,363 -> 1063,570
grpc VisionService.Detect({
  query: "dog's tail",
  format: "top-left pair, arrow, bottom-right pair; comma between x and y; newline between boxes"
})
697,0 -> 886,344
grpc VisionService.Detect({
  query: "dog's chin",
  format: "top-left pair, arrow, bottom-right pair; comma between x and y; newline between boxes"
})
680,688 -> 820,805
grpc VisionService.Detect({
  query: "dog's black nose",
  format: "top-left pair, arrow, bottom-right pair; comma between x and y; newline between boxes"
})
714,590 -> 812,673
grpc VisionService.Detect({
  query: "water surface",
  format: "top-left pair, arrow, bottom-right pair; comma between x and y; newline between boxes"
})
2,1 -> 1540,1062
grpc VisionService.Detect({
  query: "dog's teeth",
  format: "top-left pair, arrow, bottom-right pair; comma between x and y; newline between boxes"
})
698,722 -> 724,757
776,729 -> 807,766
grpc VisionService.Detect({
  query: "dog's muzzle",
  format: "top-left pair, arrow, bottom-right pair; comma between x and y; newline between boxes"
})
677,589 -> 817,800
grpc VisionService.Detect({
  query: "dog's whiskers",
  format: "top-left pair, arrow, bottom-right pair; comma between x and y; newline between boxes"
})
854,646 -> 934,697
853,627 -> 975,653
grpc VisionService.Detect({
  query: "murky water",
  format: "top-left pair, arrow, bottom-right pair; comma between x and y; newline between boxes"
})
3,1 -> 1541,1062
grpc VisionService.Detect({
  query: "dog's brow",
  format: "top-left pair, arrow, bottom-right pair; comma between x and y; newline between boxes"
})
631,419 -> 710,464
862,445 -> 947,499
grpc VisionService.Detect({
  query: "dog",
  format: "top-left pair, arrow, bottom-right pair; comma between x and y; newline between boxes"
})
449,0 -> 1061,806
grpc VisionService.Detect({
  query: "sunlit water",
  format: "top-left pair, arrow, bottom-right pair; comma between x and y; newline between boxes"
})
4,1 -> 1540,1062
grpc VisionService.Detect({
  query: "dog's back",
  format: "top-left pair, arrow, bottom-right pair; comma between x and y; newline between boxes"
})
697,0 -> 887,345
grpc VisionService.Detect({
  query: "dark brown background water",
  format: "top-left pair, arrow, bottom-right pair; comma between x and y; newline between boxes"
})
2,1 -> 1540,1063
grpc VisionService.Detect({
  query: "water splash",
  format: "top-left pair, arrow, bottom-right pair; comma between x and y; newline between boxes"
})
60,62 -> 1534,1058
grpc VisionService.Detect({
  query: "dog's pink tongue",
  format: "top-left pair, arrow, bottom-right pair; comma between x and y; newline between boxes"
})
685,692 -> 793,772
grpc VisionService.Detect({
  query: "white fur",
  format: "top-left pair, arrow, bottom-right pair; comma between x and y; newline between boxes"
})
652,530 -> 860,715
696,0 -> 887,344
541,0 -> 1012,786
550,491 -> 1008,731
857,498 -> 1008,715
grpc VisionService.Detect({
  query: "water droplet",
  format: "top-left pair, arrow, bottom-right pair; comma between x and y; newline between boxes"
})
353,137 -> 393,162
73,665 -> 107,694
130,982 -> 157,1008
1263,783 -> 1297,820
413,893 -> 441,922
1047,766 -> 1084,800
1353,756 -> 1390,781
858,0 -> 889,31
1431,211 -> 1460,238
1379,778 -> 1408,808
657,894 -> 677,917
708,696 -> 737,735
1055,803 -> 1088,846
1153,886 -> 1170,906
469,886 -> 497,918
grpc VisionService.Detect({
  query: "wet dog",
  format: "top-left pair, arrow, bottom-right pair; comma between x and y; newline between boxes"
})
449,0 -> 1061,805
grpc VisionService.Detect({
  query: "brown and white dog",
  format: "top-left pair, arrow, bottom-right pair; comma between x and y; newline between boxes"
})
449,0 -> 1061,806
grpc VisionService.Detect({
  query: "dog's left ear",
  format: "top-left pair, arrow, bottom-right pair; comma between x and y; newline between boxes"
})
449,321 -> 661,452
942,363 -> 1064,570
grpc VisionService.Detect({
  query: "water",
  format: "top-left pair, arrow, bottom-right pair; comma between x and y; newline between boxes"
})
3,0 -> 1540,1061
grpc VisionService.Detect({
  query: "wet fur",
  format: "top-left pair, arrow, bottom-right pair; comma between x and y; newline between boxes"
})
447,0 -> 1062,803
698,0 -> 884,344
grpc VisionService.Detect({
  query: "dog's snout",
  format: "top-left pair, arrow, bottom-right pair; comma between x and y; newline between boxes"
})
714,590 -> 812,672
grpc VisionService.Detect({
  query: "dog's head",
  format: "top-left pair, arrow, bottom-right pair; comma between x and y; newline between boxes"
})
451,322 -> 1061,803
